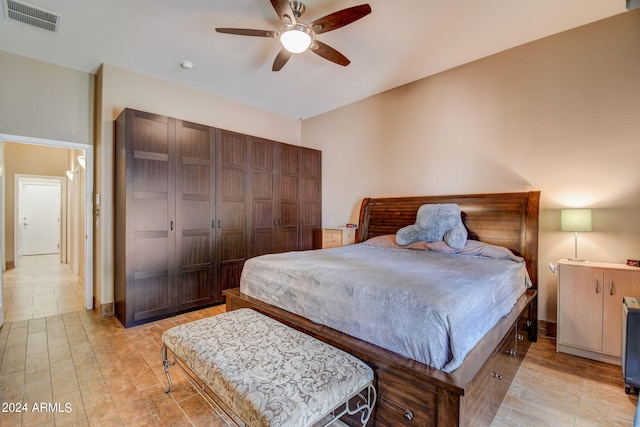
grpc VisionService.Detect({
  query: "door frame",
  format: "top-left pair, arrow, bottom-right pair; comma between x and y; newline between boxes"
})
0,133 -> 94,311
15,175 -> 66,262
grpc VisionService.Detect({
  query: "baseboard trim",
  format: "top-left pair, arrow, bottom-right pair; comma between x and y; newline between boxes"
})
539,320 -> 556,338
557,343 -> 621,366
93,297 -> 114,318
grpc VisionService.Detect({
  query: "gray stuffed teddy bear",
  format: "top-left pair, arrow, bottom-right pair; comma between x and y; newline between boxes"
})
396,204 -> 467,249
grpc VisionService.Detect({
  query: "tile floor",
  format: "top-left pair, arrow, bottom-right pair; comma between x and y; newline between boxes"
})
0,256 -> 637,426
0,305 -> 230,426
2,254 -> 86,323
491,335 -> 637,426
0,310 -> 637,427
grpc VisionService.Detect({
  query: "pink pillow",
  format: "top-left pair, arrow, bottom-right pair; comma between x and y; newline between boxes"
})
363,235 -> 400,248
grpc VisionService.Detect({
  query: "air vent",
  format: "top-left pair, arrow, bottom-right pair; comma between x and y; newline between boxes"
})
3,0 -> 60,33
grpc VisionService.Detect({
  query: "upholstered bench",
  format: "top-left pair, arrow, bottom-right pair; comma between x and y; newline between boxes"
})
160,309 -> 376,427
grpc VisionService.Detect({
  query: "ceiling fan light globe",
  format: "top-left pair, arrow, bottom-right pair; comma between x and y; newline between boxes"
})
280,24 -> 313,53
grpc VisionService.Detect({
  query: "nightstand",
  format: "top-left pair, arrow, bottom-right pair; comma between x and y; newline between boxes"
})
557,260 -> 640,365
321,227 -> 356,249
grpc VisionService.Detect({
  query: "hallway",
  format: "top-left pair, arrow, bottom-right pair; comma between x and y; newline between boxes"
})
2,254 -> 85,323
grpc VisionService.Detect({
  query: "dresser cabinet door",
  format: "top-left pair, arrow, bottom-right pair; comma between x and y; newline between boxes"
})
558,264 -> 603,352
603,269 -> 640,356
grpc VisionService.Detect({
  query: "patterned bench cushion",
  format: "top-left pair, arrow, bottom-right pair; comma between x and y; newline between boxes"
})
161,309 -> 374,427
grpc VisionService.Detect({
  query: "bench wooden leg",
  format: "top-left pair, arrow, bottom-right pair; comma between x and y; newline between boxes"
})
160,345 -> 176,393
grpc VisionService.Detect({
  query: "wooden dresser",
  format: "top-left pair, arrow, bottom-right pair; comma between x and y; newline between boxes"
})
320,227 -> 356,248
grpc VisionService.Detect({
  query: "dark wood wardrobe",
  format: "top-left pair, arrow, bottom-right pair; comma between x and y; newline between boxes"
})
114,109 -> 321,327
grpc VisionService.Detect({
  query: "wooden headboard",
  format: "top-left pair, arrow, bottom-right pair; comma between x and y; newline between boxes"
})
357,191 -> 540,288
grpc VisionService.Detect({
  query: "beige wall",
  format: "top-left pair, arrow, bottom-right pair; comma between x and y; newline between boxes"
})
0,51 -> 93,145
94,64 -> 303,308
302,11 -> 640,323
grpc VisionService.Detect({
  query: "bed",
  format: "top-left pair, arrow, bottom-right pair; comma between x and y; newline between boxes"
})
224,191 -> 540,427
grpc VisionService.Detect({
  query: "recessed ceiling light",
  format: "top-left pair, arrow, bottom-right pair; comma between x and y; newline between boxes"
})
180,61 -> 194,70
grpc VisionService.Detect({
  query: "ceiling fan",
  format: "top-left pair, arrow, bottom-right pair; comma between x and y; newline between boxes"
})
216,0 -> 372,71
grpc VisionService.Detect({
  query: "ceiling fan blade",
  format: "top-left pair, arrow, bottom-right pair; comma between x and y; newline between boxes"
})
270,0 -> 296,23
216,28 -> 278,38
310,4 -> 371,34
311,41 -> 350,66
272,48 -> 293,71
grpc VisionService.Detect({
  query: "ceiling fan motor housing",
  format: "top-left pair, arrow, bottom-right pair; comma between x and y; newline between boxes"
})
289,1 -> 306,19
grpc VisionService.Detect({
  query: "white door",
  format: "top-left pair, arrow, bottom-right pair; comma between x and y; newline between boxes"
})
20,182 -> 61,255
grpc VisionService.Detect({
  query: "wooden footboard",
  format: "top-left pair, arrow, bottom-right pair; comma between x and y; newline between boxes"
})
224,287 -> 537,427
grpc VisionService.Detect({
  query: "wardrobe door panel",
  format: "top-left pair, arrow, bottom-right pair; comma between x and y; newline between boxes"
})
216,130 -> 250,300
133,236 -> 170,322
279,175 -> 299,200
180,270 -> 209,309
300,147 -> 321,250
134,198 -> 168,232
176,120 -> 216,311
280,145 -> 300,174
133,274 -> 170,321
131,113 -> 175,321
250,138 -> 278,257
220,168 -> 246,200
278,145 -> 300,252
252,202 -> 276,256
115,109 -> 175,327
132,118 -> 170,153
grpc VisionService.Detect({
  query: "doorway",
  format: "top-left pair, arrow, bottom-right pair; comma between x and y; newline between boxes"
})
17,177 -> 64,259
0,133 -> 94,326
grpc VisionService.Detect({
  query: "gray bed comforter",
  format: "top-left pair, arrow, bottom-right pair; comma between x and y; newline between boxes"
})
240,244 -> 530,372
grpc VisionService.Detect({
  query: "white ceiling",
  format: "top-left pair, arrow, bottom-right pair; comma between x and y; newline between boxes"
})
0,0 -> 628,119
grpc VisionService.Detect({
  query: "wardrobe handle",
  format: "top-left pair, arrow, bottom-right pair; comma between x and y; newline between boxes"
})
218,220 -> 221,228
594,278 -> 599,294
170,220 -> 174,231
610,280 -> 614,296
212,220 -> 215,229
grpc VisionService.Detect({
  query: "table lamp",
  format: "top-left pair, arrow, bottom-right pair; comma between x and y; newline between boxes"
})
560,208 -> 592,262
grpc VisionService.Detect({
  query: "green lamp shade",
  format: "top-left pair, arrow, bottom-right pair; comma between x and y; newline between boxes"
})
560,209 -> 592,232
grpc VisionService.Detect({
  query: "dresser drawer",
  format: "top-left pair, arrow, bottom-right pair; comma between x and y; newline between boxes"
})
376,369 -> 437,425
323,241 -> 342,249
324,230 -> 343,244
321,228 -> 356,249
